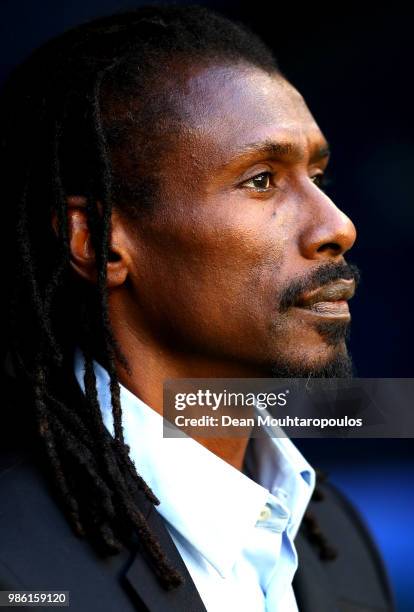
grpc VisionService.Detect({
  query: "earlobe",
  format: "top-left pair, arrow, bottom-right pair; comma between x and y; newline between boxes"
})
105,235 -> 130,288
57,196 -> 130,288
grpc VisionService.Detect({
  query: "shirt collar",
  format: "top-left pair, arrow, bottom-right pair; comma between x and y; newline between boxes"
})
244,430 -> 315,539
74,350 -> 315,576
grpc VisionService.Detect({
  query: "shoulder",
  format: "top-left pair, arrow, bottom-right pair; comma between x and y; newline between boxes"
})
0,446 -> 75,584
294,478 -> 395,612
0,446 -> 54,513
0,446 -> 140,611
0,447 -> 43,521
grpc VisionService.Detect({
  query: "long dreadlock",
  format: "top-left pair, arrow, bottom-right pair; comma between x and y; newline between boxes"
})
0,4 -> 335,591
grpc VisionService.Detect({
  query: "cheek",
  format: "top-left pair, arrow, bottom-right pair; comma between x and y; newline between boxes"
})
130,214 -> 288,354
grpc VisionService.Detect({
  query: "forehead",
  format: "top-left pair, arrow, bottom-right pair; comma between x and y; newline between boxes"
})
167,63 -> 326,164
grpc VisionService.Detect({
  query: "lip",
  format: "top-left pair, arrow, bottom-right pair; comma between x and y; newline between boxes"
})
294,278 -> 355,318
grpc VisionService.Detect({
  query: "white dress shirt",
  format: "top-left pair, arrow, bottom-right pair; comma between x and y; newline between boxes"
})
75,352 -> 315,611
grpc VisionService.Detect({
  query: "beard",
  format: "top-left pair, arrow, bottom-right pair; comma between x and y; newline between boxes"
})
269,260 -> 359,379
270,347 -> 354,379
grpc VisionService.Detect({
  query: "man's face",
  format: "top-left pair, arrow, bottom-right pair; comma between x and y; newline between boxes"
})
118,62 -> 357,376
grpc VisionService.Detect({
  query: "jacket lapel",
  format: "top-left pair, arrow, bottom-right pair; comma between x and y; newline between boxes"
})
125,501 -> 339,612
293,531 -> 340,612
124,490 -> 207,612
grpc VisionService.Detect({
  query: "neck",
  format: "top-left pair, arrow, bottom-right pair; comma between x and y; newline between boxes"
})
109,303 -> 265,471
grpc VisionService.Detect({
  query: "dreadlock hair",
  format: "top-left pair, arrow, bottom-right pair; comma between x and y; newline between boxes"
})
1,3 -> 335,590
0,4 -> 280,589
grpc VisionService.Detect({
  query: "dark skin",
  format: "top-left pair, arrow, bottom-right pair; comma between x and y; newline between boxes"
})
66,63 -> 356,470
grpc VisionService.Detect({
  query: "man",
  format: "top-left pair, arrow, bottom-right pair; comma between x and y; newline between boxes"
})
0,5 -> 394,611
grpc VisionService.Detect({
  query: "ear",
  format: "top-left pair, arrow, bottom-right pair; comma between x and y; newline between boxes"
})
52,196 -> 131,288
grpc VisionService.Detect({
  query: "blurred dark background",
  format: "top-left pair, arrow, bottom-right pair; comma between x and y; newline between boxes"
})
1,1 -> 413,609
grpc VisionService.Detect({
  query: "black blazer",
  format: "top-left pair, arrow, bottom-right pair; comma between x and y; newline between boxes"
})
0,444 -> 395,612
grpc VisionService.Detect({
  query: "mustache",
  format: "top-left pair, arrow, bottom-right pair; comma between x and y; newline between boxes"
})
279,262 -> 361,312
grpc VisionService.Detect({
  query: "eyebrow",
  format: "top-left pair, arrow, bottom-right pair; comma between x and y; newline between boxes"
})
225,139 -> 331,166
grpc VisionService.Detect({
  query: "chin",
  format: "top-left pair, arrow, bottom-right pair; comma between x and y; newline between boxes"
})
270,345 -> 354,379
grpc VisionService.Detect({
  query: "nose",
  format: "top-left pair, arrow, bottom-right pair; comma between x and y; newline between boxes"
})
299,191 -> 357,260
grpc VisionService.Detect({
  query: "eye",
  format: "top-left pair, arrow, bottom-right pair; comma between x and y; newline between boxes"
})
241,172 -> 272,191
